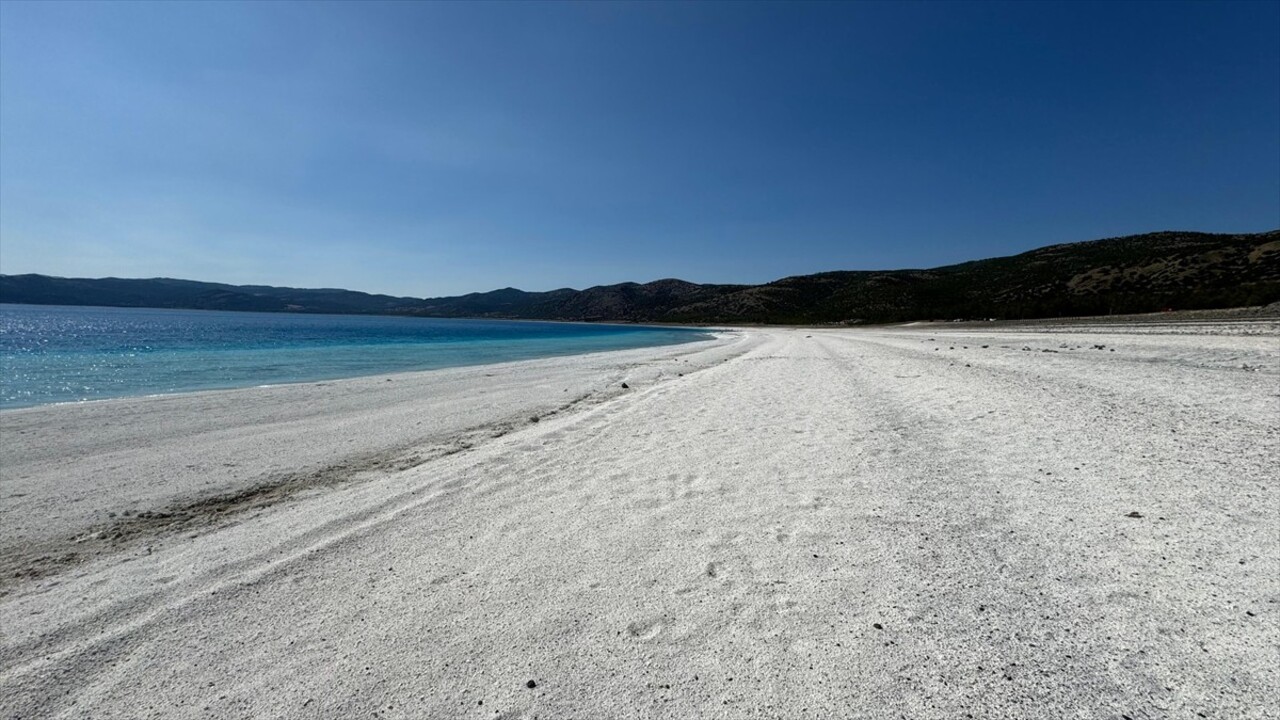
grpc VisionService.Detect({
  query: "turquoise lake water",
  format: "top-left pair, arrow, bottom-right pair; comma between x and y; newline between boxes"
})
0,304 -> 712,409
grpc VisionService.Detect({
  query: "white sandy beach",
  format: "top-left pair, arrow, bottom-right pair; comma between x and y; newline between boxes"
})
1,322 -> 1277,719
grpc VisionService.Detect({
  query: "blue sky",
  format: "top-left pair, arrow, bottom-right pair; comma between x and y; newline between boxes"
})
1,1 -> 1277,297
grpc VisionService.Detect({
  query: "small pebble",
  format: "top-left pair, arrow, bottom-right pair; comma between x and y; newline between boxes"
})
526,680 -> 537,689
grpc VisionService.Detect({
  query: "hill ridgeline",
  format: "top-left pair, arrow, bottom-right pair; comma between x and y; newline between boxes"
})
3,230 -> 1277,324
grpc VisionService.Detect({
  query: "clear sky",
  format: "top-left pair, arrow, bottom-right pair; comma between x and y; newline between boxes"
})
1,1 -> 1277,297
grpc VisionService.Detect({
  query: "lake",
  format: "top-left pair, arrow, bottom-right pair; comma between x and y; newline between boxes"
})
0,304 -> 712,409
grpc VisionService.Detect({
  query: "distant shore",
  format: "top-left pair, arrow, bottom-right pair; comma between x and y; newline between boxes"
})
2,321 -> 1276,717
6,228 -> 1277,325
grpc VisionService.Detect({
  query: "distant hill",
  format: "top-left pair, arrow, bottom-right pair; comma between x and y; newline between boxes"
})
3,230 -> 1277,324
359,229 -> 1280,322
0,276 -> 425,315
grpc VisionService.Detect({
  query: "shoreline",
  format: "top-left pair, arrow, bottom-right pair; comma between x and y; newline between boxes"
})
0,303 -> 721,412
0,332 -> 720,414
0,331 -> 746,584
2,321 -> 1276,717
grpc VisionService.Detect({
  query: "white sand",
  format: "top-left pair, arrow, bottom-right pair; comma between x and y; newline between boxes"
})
0,334 -> 746,562
1,322 -> 1276,718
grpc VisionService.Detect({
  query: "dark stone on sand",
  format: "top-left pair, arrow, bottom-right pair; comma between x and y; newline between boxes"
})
1126,511 -> 1144,518
621,383 -> 629,388
526,680 -> 537,689
873,623 -> 883,630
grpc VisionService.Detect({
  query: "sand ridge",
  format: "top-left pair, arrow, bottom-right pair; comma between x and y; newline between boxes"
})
1,323 -> 1276,718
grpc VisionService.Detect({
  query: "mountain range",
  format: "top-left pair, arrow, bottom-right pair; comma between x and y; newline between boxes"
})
3,230 -> 1277,324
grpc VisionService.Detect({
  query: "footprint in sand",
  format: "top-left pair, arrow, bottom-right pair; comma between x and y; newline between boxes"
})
625,618 -> 665,640
708,530 -> 746,550
675,473 -> 706,499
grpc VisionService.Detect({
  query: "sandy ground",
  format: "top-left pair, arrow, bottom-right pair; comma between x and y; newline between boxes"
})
0,334 -> 743,581
1,322 -> 1276,719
